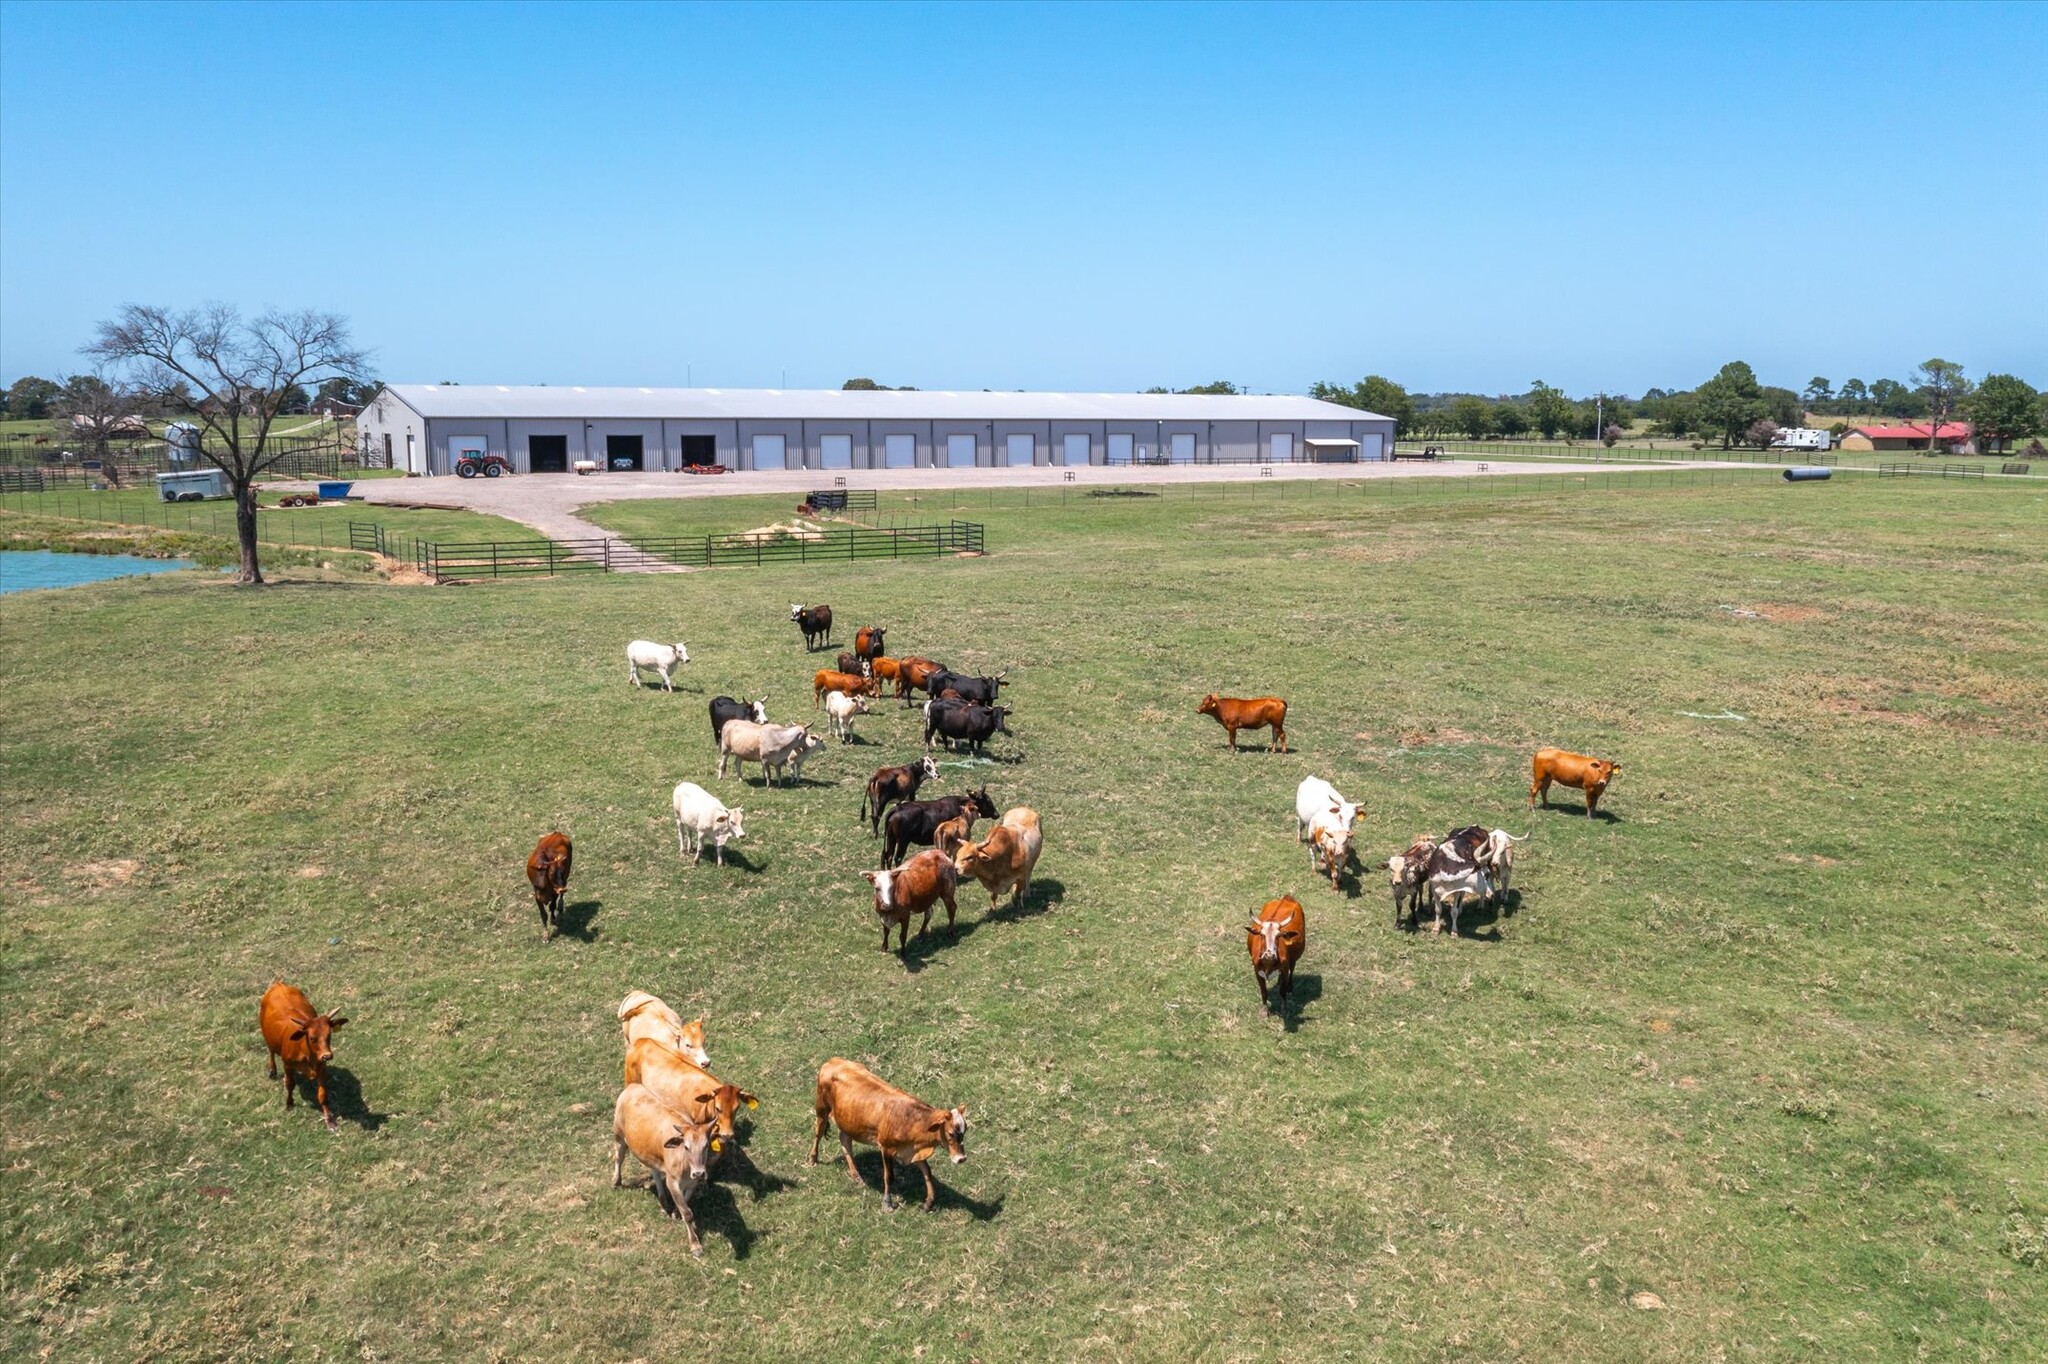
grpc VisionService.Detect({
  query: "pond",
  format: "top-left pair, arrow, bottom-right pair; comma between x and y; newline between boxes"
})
0,549 -> 196,594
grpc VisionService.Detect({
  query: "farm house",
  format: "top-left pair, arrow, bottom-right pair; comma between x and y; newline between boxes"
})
354,385 -> 1398,477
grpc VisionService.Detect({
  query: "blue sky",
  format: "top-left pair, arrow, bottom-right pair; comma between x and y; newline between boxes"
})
3,1 -> 2043,397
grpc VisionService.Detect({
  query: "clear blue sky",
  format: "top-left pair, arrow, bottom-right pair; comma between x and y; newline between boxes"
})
3,1 -> 2043,397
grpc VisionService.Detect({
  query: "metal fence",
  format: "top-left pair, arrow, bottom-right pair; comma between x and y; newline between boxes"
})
352,519 -> 986,582
0,431 -> 385,483
807,488 -> 878,510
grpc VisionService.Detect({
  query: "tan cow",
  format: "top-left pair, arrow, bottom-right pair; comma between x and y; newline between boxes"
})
616,991 -> 710,1067
953,807 -> 1043,913
622,1038 -> 757,1158
810,1057 -> 968,1212
611,1083 -> 717,1252
1530,748 -> 1621,817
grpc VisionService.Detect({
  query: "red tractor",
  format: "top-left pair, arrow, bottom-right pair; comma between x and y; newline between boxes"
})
454,452 -> 513,479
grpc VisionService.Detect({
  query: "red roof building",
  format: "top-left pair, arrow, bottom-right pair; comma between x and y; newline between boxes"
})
1838,422 -> 1982,453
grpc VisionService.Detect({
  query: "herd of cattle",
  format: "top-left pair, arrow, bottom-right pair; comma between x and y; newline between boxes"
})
258,600 -> 1620,1244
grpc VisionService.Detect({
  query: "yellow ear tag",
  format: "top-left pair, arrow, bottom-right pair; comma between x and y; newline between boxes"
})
745,1098 -> 759,1110
711,1139 -> 723,1153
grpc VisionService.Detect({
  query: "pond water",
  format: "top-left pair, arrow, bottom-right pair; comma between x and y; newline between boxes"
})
0,549 -> 195,594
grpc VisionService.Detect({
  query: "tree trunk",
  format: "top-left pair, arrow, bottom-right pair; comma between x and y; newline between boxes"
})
233,479 -> 264,584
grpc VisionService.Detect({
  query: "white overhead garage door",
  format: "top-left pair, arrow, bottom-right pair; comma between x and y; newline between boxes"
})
1361,433 -> 1384,460
947,434 -> 976,468
1270,432 -> 1293,462
1108,433 -> 1132,463
753,434 -> 786,470
1170,432 -> 1195,462
1006,433 -> 1034,466
885,433 -> 915,468
820,434 -> 852,469
1063,433 -> 1090,465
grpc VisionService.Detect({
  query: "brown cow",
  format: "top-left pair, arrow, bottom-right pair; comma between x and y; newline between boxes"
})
810,1057 -> 968,1212
855,625 -> 887,661
1243,895 -> 1305,1014
623,1038 -> 757,1157
1198,694 -> 1288,753
954,807 -> 1043,913
611,1083 -> 717,1251
526,831 -> 572,942
835,650 -> 869,679
932,813 -> 977,857
813,669 -> 878,708
259,980 -> 350,1130
895,656 -> 947,704
868,655 -> 905,696
1530,748 -> 1621,817
861,755 -> 940,837
861,848 -> 959,952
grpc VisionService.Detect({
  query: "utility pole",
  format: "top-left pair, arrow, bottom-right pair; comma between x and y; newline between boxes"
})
1595,393 -> 1604,441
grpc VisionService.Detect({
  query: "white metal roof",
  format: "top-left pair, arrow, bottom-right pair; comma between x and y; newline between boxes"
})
379,384 -> 1389,423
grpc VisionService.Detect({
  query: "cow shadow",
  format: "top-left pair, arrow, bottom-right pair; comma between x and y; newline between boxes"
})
839,1151 -> 1005,1221
317,1066 -> 388,1132
1275,974 -> 1323,1033
1537,802 -> 1622,824
552,899 -> 601,941
1403,892 -> 1520,941
697,848 -> 764,875
989,876 -> 1063,923
716,1142 -> 797,1204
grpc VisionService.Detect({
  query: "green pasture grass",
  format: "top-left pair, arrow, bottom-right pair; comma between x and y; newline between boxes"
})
0,486 -> 540,552
2,478 -> 2045,1361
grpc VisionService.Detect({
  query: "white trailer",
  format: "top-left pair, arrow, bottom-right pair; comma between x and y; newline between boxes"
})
1771,427 -> 1833,451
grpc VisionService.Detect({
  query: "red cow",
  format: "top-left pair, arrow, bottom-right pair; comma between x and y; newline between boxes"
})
1529,748 -> 1621,817
855,625 -> 887,661
810,1057 -> 968,1212
1243,896 -> 1305,1014
861,849 -> 960,952
1197,694 -> 1289,753
526,831 -> 572,942
259,980 -> 349,1130
813,669 -> 878,708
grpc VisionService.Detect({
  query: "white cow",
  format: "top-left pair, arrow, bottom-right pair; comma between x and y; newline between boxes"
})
1305,808 -> 1354,890
717,720 -> 826,786
824,689 -> 870,744
627,640 -> 691,691
1295,776 -> 1361,843
672,782 -> 745,865
1480,829 -> 1528,903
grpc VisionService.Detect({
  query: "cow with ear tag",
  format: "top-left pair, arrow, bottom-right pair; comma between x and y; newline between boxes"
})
259,980 -> 351,1130
611,1083 -> 718,1253
1244,896 -> 1305,1014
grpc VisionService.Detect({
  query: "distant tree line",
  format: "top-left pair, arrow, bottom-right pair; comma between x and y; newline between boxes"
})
2,372 -> 379,423
1308,359 -> 2045,450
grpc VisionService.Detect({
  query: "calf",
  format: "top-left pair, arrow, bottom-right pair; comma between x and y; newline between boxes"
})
718,719 -> 826,786
708,695 -> 768,745
525,831 -> 572,942
1384,835 -> 1438,930
1530,748 -> 1620,817
672,781 -> 747,865
923,700 -> 1011,753
258,980 -> 349,1130
932,813 -> 977,857
810,1057 -> 968,1212
626,640 -> 690,691
861,756 -> 940,836
926,669 -> 1006,705
623,1037 -> 758,1158
1198,694 -> 1288,753
954,807 -> 1043,913
813,669 -> 878,708
855,625 -> 887,661
611,1083 -> 717,1252
616,991 -> 710,1066
1304,809 -> 1353,891
862,848 -> 961,951
791,602 -> 833,651
834,651 -> 870,680
882,789 -> 998,868
1244,896 -> 1306,1014
824,688 -> 870,743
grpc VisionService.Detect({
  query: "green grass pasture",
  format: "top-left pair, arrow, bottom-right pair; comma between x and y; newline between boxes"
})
3,477 -> 2045,1360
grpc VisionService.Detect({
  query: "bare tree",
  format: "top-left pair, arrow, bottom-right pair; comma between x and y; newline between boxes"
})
87,304 -> 369,583
53,368 -> 141,487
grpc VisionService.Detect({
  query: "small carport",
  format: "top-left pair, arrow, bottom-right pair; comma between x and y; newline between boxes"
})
1304,437 -> 1362,463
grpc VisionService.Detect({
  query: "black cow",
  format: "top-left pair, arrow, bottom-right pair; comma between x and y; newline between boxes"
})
924,701 -> 1011,754
860,756 -> 940,837
708,695 -> 768,744
926,669 -> 1006,704
882,789 -> 998,868
791,603 -> 833,651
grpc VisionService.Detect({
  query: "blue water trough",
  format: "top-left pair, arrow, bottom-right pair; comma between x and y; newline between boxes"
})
1782,467 -> 1832,482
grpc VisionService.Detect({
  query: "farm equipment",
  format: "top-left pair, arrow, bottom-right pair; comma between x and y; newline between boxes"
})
455,452 -> 512,478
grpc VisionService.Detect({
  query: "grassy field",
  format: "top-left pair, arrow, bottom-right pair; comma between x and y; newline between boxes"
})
0,486 -> 539,555
3,477 -> 2045,1361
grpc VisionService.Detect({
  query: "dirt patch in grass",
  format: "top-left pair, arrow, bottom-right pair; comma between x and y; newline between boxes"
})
1751,603 -> 1827,623
71,858 -> 140,889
